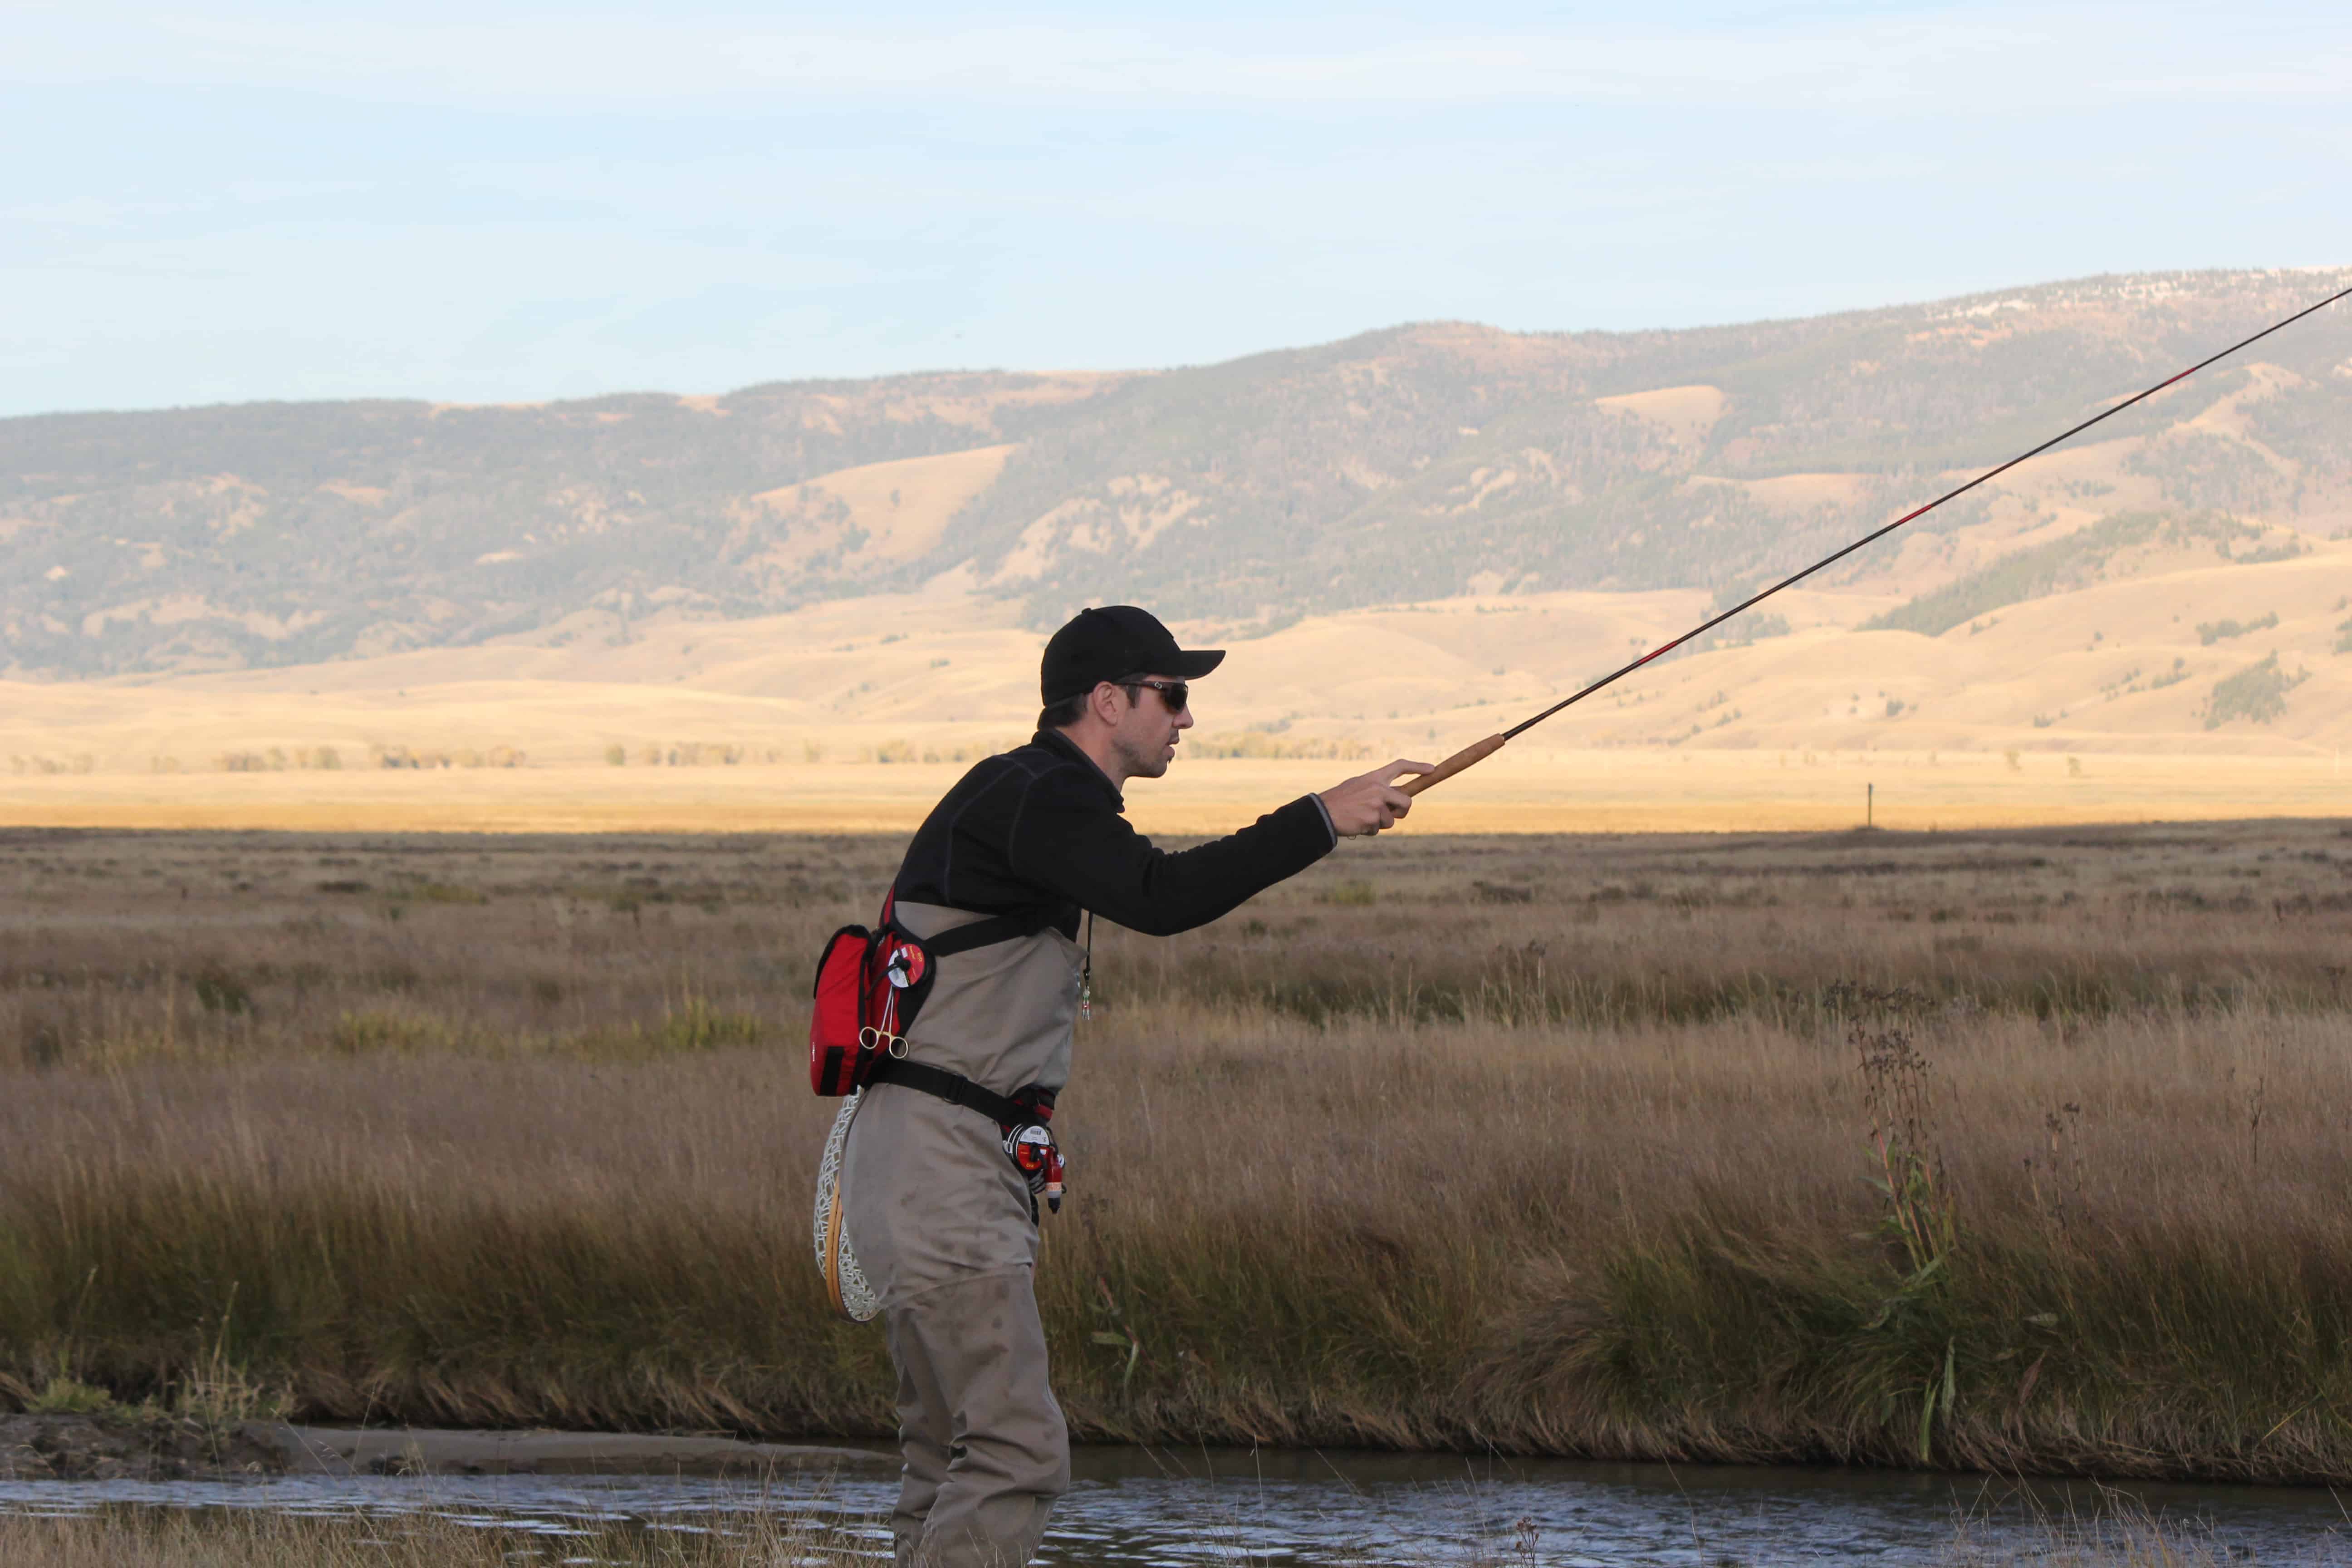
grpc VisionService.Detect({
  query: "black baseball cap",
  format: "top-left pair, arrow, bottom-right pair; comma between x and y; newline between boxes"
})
1040,606 -> 1225,703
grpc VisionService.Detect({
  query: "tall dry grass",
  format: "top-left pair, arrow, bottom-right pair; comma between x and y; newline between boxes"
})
0,1507 -> 863,1567
4,822 -> 2352,1479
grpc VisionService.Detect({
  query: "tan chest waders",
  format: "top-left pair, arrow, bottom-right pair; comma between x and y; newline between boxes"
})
806,893 -> 1068,1322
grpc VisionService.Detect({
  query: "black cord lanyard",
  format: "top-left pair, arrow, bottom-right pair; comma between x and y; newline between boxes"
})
1078,910 -> 1094,1021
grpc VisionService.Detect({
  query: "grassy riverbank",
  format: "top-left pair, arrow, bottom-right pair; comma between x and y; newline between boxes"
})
0,1509 -> 852,1568
4,823 -> 2352,1481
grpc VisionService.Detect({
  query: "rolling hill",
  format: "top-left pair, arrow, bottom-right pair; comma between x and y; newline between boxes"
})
3,266 -> 2351,819
7,268 -> 2351,681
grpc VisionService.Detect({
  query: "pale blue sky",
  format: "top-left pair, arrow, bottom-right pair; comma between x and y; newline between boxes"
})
5,1 -> 2347,415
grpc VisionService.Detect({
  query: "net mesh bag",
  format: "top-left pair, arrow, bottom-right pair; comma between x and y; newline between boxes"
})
812,1090 -> 882,1322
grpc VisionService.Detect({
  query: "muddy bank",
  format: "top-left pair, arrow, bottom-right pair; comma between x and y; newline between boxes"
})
0,1414 -> 892,1483
0,1414 -> 283,1482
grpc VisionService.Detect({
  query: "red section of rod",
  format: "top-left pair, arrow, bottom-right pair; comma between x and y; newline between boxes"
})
1500,283 -> 2352,743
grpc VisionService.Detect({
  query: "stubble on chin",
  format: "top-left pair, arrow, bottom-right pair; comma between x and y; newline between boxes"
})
1112,735 -> 1160,780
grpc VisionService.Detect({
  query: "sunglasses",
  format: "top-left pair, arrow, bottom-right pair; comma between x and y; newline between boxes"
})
1119,678 -> 1190,714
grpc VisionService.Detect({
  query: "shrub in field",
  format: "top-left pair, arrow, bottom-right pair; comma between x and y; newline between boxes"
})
2195,612 -> 2277,646
2203,653 -> 2307,729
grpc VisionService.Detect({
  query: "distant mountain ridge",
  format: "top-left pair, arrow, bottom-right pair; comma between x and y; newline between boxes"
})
5,268 -> 2349,679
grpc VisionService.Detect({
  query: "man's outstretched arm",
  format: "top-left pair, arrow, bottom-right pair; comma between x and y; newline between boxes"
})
1007,759 -> 1429,936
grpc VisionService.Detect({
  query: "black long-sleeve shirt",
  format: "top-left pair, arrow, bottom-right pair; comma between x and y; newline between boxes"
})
892,728 -> 1337,936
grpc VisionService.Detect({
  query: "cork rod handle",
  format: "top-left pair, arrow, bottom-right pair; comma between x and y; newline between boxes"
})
1399,733 -> 1507,796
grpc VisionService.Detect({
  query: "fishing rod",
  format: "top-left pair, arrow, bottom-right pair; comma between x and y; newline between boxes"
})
1401,281 -> 2352,797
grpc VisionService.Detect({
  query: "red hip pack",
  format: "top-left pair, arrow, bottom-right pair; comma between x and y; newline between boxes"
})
808,893 -> 1044,1095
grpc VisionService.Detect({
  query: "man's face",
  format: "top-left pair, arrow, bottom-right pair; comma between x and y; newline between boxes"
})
1107,673 -> 1192,779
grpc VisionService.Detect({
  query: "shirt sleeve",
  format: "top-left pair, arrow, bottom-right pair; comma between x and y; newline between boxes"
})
1004,770 -> 1337,936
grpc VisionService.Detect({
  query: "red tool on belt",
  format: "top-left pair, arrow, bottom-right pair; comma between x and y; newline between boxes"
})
1002,1092 -> 1065,1215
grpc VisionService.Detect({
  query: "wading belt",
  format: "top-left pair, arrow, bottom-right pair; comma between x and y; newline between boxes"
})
864,1055 -> 1027,1122
865,1054 -> 1065,1219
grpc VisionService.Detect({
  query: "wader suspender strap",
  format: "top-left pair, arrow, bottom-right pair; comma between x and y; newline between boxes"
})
863,907 -> 1073,1220
863,1055 -> 1028,1126
916,909 -> 1044,956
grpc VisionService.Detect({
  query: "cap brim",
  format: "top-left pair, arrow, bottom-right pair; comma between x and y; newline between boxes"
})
1170,649 -> 1224,679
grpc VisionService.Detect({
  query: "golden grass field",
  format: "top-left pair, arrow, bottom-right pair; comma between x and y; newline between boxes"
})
4,480 -> 2350,841
0,749 -> 2347,835
4,546 -> 2349,837
6,820 -> 2352,1486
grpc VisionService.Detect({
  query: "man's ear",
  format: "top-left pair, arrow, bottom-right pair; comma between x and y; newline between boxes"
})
1089,681 -> 1126,726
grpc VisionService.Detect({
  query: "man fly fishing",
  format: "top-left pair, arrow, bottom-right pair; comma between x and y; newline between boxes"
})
806,280 -> 2351,1568
816,605 -> 1427,1568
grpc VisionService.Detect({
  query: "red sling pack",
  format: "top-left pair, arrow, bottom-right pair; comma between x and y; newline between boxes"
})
808,893 -> 1043,1095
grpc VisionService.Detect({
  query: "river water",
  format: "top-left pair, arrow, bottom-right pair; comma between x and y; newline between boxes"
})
4,1446 -> 2347,1564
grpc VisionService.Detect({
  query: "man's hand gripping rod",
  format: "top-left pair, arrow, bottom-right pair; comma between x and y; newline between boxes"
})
1399,282 -> 2352,799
